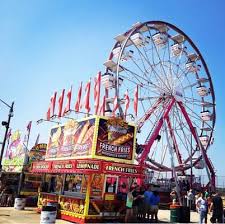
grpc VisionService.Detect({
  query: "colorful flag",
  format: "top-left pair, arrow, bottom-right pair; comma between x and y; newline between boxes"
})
27,121 -> 32,133
112,95 -> 119,116
83,79 -> 91,113
94,72 -> 101,114
124,90 -> 130,118
63,86 -> 72,116
99,95 -> 106,116
58,89 -> 65,117
51,92 -> 57,117
75,82 -> 82,112
134,85 -> 138,117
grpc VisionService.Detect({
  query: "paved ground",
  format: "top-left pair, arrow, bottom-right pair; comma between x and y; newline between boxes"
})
0,207 -> 200,223
0,207 -> 69,224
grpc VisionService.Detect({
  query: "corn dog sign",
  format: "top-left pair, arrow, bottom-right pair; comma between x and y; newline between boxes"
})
95,117 -> 136,162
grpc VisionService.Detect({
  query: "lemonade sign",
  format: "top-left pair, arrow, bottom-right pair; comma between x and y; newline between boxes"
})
2,130 -> 27,172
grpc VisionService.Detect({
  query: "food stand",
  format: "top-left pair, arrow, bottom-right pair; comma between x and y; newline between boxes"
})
1,131 -> 46,206
20,143 -> 47,204
31,115 -> 144,223
1,130 -> 28,200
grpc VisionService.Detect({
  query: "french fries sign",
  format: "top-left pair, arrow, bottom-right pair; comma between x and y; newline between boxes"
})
95,117 -> 135,161
46,116 -> 136,163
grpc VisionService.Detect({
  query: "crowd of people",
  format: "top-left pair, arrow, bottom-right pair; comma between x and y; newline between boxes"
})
123,182 -> 224,223
196,191 -> 224,223
170,187 -> 224,224
125,183 -> 160,223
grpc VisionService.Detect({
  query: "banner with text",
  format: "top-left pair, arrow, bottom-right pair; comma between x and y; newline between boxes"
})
96,117 -> 135,161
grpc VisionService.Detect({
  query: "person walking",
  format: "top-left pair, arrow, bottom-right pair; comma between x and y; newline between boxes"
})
196,192 -> 208,224
136,185 -> 145,221
209,192 -> 223,223
187,189 -> 195,210
144,185 -> 153,221
132,184 -> 140,221
125,187 -> 134,223
149,191 -> 160,223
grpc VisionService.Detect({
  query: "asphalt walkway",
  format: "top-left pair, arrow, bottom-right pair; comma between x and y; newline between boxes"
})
0,207 -> 200,223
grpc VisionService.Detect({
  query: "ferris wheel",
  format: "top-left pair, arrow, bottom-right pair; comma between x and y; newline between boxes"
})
102,21 -> 216,188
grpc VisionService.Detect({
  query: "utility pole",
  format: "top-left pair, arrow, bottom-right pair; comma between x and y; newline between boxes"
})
0,101 -> 14,172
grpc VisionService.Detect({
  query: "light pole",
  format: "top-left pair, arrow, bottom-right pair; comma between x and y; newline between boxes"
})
0,100 -> 14,172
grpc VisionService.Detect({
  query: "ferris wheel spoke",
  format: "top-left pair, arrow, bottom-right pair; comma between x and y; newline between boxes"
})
147,29 -> 173,91
183,81 -> 198,90
121,65 -> 169,94
172,106 -> 192,155
174,119 -> 193,157
142,105 -> 166,143
184,99 -> 203,108
119,73 -> 161,96
184,103 -> 213,129
138,98 -> 166,130
133,45 -> 151,75
129,35 -> 172,92
166,117 -> 183,166
141,46 -> 167,89
173,103 -> 202,157
160,131 -> 166,164
129,55 -> 150,78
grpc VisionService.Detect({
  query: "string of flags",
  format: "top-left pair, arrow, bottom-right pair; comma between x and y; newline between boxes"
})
46,72 -> 139,120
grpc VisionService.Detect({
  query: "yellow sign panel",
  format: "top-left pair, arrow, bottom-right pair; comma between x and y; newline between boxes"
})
104,193 -> 115,201
93,116 -> 136,164
46,116 -> 136,164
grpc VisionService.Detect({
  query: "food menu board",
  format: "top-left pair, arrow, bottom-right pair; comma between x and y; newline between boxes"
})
95,117 -> 135,161
2,130 -> 27,172
46,118 -> 96,160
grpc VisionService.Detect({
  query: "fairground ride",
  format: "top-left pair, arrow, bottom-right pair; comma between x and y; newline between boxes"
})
102,21 -> 216,196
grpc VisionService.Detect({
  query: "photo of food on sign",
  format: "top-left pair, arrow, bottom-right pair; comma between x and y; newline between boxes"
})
46,118 -> 95,159
90,174 -> 104,197
71,118 -> 95,157
46,126 -> 63,159
96,117 -> 135,160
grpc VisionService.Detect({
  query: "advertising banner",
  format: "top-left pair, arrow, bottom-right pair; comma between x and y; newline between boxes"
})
32,161 -> 52,172
46,118 -> 96,160
2,130 -> 27,172
102,161 -> 141,176
95,117 -> 135,161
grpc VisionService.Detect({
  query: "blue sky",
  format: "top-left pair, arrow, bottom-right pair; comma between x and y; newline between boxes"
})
0,0 -> 224,177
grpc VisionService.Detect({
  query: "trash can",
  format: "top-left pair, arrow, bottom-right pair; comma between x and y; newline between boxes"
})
170,204 -> 181,223
47,201 -> 59,218
40,206 -> 57,224
14,197 -> 26,210
180,206 -> 190,223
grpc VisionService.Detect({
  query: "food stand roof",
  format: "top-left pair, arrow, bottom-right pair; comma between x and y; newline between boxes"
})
31,159 -> 144,178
